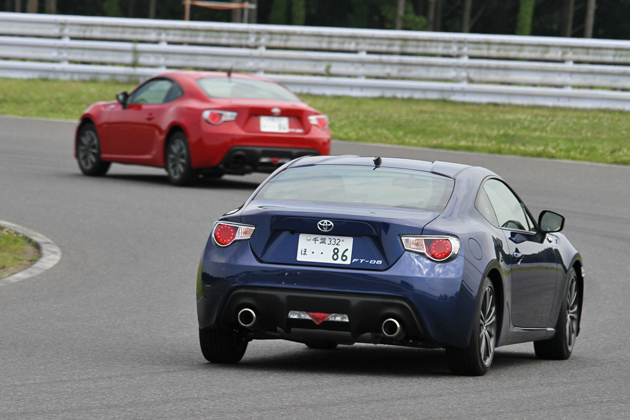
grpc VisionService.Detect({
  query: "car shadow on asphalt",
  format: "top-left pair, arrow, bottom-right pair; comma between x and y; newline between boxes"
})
203,345 -> 540,377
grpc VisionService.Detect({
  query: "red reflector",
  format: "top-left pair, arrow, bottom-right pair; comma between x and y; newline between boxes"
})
208,112 -> 221,124
306,312 -> 331,325
426,239 -> 453,260
214,224 -> 237,246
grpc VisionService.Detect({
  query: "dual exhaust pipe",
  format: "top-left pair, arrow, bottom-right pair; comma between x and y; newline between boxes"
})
239,308 -> 404,340
237,308 -> 257,328
381,318 -> 404,339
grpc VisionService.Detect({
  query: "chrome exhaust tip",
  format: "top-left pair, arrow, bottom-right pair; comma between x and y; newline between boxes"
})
237,308 -> 256,328
381,318 -> 403,338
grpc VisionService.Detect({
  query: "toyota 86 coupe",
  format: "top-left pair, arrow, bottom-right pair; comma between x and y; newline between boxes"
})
74,71 -> 331,185
196,155 -> 583,376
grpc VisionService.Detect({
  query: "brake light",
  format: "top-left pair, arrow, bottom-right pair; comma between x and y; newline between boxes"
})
213,222 -> 255,247
400,236 -> 460,262
426,239 -> 452,260
308,114 -> 328,130
203,110 -> 238,125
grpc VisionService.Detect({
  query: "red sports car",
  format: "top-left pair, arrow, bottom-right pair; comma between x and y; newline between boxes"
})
74,71 -> 331,185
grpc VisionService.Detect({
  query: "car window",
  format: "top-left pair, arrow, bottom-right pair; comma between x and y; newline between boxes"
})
475,188 -> 499,227
197,78 -> 301,102
254,165 -> 455,212
129,79 -> 174,105
483,179 -> 531,231
164,83 -> 184,103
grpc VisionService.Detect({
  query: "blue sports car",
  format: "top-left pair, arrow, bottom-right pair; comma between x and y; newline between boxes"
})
196,156 -> 583,375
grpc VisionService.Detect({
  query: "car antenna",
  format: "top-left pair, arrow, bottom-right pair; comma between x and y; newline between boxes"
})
227,66 -> 233,79
373,156 -> 382,169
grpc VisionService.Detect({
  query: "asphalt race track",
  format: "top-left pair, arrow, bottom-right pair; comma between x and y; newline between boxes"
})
1,115 -> 629,419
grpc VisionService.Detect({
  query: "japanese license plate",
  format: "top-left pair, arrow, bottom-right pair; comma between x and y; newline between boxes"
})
260,116 -> 289,133
296,234 -> 353,265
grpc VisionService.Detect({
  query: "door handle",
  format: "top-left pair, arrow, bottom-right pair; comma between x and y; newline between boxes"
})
513,252 -> 524,264
146,113 -> 154,121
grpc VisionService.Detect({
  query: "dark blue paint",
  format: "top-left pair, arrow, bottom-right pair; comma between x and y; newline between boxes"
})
197,156 -> 582,349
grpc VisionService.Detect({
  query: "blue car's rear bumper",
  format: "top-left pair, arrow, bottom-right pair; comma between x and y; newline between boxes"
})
197,240 -> 484,347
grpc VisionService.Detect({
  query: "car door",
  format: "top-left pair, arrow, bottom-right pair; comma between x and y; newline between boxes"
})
483,179 -> 558,328
101,78 -> 177,157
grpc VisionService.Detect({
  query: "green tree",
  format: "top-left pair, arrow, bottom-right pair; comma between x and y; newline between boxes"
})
269,0 -> 288,24
292,0 -> 306,25
515,0 -> 535,35
103,0 -> 123,17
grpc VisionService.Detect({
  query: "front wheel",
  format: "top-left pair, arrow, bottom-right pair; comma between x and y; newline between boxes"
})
165,132 -> 194,186
534,268 -> 580,360
446,277 -> 497,376
199,328 -> 248,364
76,123 -> 111,176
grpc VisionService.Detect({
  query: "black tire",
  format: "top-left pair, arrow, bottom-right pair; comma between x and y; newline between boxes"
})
534,268 -> 580,360
199,328 -> 248,364
305,341 -> 338,350
76,123 -> 111,176
165,131 -> 194,186
446,277 -> 497,376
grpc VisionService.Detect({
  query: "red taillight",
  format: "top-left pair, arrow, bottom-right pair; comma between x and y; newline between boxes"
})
426,239 -> 453,261
212,222 -> 256,247
308,114 -> 328,130
214,224 -> 237,246
208,112 -> 221,124
400,236 -> 460,262
202,110 -> 238,125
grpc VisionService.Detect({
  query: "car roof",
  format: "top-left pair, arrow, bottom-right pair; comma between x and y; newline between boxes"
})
159,70 -> 272,83
289,155 -> 473,178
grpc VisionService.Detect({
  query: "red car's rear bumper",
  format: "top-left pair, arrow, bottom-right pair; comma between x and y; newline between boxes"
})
189,125 -> 331,172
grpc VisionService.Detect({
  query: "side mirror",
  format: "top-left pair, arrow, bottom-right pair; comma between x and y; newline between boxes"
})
116,91 -> 129,109
539,210 -> 565,233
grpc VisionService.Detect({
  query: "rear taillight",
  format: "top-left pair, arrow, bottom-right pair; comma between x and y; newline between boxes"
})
401,236 -> 460,262
308,114 -> 328,130
203,110 -> 238,125
212,222 -> 255,247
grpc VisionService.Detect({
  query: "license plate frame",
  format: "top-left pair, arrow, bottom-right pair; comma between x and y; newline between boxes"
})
296,234 -> 353,265
260,116 -> 289,133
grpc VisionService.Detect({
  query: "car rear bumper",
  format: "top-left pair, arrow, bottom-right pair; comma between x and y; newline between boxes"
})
191,129 -> 331,170
212,146 -> 320,175
197,240 -> 484,348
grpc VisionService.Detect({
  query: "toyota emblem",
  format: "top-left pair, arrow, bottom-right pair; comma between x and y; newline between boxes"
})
271,107 -> 281,116
317,220 -> 334,232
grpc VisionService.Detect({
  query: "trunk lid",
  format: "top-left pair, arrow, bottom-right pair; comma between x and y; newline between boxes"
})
241,201 -> 440,271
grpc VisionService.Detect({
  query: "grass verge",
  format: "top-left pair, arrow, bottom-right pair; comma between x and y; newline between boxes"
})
0,226 -> 40,279
1,78 -> 629,165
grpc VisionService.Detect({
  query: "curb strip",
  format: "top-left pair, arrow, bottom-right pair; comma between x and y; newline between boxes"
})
0,220 -> 62,287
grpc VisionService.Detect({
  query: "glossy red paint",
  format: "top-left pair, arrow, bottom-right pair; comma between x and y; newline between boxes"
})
75,71 -> 331,175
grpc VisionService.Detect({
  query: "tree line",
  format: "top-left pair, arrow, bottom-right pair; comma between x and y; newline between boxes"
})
3,1 -> 626,40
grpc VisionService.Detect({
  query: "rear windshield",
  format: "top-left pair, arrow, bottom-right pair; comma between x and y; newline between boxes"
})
254,165 -> 455,212
197,78 -> 301,102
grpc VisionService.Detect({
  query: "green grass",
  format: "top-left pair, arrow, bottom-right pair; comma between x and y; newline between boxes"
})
0,227 -> 40,279
1,78 -> 629,165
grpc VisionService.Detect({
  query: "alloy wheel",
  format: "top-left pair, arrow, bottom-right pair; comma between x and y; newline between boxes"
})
566,273 -> 579,352
78,129 -> 99,170
167,138 -> 188,180
479,284 -> 497,366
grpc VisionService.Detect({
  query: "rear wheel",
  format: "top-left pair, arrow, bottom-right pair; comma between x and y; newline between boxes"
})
199,328 -> 248,364
446,277 -> 497,376
165,132 -> 194,186
76,123 -> 111,176
534,268 -> 580,360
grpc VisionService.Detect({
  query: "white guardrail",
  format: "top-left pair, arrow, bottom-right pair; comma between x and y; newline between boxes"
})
2,12 -> 630,110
